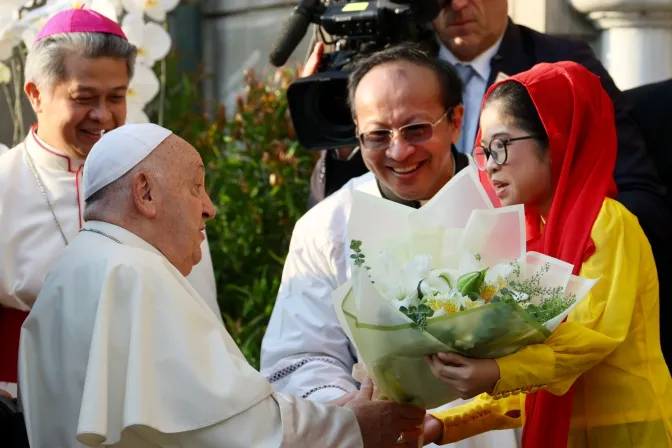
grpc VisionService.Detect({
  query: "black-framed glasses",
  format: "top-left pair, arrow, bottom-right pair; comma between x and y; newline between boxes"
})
471,135 -> 540,171
357,110 -> 451,151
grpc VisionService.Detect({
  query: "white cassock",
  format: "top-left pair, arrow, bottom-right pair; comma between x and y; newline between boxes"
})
0,128 -> 221,396
260,167 -> 521,448
18,220 -> 363,448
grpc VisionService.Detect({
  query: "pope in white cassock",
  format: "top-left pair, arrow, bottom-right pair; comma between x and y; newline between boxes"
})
0,8 -> 220,398
18,123 -> 427,447
260,44 -> 521,447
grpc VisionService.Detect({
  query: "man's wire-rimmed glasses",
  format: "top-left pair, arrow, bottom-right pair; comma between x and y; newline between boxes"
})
471,135 -> 540,171
357,109 -> 451,151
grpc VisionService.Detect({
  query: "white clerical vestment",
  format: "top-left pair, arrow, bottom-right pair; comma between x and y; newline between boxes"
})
260,167 -> 521,448
19,220 -> 363,448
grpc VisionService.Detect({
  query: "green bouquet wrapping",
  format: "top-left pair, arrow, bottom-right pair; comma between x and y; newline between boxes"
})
332,169 -> 599,410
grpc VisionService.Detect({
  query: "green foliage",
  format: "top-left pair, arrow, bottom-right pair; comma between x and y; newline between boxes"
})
520,297 -> 575,324
150,52 -> 318,369
349,239 -> 370,269
399,304 -> 434,331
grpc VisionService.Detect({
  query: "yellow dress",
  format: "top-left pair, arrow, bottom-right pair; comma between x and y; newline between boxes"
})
432,198 -> 672,447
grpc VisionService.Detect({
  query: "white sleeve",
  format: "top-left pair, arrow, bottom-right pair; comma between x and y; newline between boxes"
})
260,224 -> 359,402
127,393 -> 363,448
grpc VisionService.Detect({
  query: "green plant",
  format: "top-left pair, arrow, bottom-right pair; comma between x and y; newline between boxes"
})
151,51 -> 318,368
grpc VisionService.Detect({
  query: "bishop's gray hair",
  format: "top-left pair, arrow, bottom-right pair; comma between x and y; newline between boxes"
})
24,32 -> 137,90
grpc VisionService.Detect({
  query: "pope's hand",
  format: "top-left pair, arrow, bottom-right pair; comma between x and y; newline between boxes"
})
325,390 -> 358,407
345,377 -> 426,447
0,389 -> 12,400
425,352 -> 500,400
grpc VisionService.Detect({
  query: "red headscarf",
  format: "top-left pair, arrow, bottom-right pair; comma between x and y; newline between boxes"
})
476,62 -> 618,447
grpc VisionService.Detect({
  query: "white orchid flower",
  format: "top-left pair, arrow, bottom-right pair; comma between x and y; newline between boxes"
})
0,61 -> 10,83
13,0 -> 70,49
0,35 -> 14,62
125,63 -> 159,124
1,0 -> 30,10
121,13 -> 170,67
0,8 -> 21,61
125,105 -> 149,123
121,0 -> 178,23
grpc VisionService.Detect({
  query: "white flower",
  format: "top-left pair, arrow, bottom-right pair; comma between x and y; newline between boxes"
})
2,0 -> 31,8
121,0 -> 178,22
89,0 -> 123,22
373,254 -> 432,307
419,268 -> 457,297
121,13 -> 170,67
0,61 -> 10,83
0,8 -> 20,61
14,0 -> 69,49
125,105 -> 149,123
125,64 -> 159,123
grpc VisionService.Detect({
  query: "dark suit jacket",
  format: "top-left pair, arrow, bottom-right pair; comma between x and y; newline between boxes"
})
624,79 -> 672,208
307,19 -> 672,362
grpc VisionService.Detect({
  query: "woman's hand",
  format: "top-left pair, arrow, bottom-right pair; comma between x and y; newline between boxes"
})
425,352 -> 500,400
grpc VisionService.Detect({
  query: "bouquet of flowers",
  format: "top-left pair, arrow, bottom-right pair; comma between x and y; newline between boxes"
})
332,169 -> 599,411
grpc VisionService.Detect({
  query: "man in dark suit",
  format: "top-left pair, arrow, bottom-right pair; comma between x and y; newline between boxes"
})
305,0 -> 672,362
624,79 -> 672,364
624,79 -> 672,210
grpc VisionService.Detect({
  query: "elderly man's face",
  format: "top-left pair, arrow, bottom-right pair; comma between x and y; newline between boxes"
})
432,0 -> 509,61
354,61 -> 463,202
155,136 -> 216,276
26,52 -> 128,158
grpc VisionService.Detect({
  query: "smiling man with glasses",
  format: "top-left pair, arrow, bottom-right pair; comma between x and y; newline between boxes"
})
340,45 -> 470,207
261,44 -> 520,448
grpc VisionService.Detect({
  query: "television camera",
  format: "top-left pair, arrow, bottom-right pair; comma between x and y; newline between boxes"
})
269,0 -> 450,151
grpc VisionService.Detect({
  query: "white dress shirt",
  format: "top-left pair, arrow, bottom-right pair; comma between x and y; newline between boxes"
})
438,36 -> 504,154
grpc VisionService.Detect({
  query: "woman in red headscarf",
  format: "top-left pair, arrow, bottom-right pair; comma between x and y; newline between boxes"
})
420,61 -> 672,447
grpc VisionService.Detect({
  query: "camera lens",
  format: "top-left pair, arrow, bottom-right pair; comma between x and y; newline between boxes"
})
316,88 -> 351,130
306,80 -> 356,144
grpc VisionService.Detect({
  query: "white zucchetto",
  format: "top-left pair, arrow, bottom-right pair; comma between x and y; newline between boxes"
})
83,123 -> 173,200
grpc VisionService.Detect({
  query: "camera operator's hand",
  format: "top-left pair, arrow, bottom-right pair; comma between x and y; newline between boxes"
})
345,377 -> 426,447
301,41 -> 325,77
